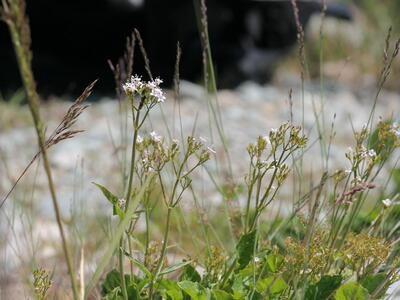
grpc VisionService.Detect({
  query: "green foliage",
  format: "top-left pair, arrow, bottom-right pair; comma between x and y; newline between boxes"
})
236,230 -> 257,270
360,273 -> 387,298
305,275 -> 342,300
335,282 -> 370,300
93,183 -> 125,220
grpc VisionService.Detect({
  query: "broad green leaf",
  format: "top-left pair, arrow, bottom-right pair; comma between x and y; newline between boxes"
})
93,182 -> 125,219
335,282 -> 370,300
160,260 -> 193,276
178,281 -> 203,300
100,269 -> 138,299
266,254 -> 284,273
255,276 -> 287,297
236,230 -> 257,270
101,269 -> 121,295
239,263 -> 256,278
360,273 -> 387,298
212,289 -> 232,300
305,275 -> 342,300
126,283 -> 139,300
180,265 -> 202,283
231,275 -> 246,299
160,280 -> 183,300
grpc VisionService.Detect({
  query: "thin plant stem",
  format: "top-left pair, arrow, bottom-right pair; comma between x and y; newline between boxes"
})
3,1 -> 79,298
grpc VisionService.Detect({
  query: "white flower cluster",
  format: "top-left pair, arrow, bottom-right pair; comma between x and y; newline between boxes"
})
150,131 -> 163,143
391,122 -> 400,138
347,146 -> 376,159
118,198 -> 126,210
382,198 -> 393,208
123,75 -> 166,103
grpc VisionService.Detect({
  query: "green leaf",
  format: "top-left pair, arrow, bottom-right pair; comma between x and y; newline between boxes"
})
266,254 -> 284,273
236,230 -> 257,270
255,276 -> 287,297
103,287 -> 123,300
335,282 -> 370,300
360,273 -> 387,298
305,275 -> 342,300
101,269 -> 121,295
180,265 -> 202,283
123,251 -> 153,279
159,280 -> 183,300
160,260 -> 193,276
231,275 -> 246,299
126,283 -> 140,300
93,182 -> 125,219
212,289 -> 232,300
178,281 -> 205,300
85,176 -> 154,297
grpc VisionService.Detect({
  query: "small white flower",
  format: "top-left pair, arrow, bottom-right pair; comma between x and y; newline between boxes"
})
199,136 -> 208,144
368,149 -> 376,158
345,169 -> 352,175
150,131 -> 162,143
118,198 -> 126,210
172,138 -> 179,144
207,146 -> 216,154
122,75 -> 143,94
382,198 -> 393,208
150,87 -> 166,103
136,135 -> 143,144
254,257 -> 260,263
148,78 -> 166,103
270,128 -> 278,134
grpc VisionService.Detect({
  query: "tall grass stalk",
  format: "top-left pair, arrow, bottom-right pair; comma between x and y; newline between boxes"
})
1,0 -> 80,298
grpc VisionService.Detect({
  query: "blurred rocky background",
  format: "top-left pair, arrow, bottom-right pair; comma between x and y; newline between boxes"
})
1,0 -> 400,298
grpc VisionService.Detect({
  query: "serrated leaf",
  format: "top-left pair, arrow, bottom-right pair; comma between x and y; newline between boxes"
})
236,230 -> 257,270
305,275 -> 342,300
335,282 -> 370,300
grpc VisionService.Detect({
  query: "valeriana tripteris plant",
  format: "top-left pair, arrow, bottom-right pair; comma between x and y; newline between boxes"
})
93,74 -> 214,300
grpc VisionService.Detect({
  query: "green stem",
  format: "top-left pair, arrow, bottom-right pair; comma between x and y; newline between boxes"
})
118,101 -> 142,300
149,207 -> 172,298
5,5 -> 79,299
119,239 -> 128,300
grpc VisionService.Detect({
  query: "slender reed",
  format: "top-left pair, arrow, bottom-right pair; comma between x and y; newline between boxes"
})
1,0 -> 80,298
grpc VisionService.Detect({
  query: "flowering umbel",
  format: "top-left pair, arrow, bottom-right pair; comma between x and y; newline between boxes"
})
123,75 -> 166,105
